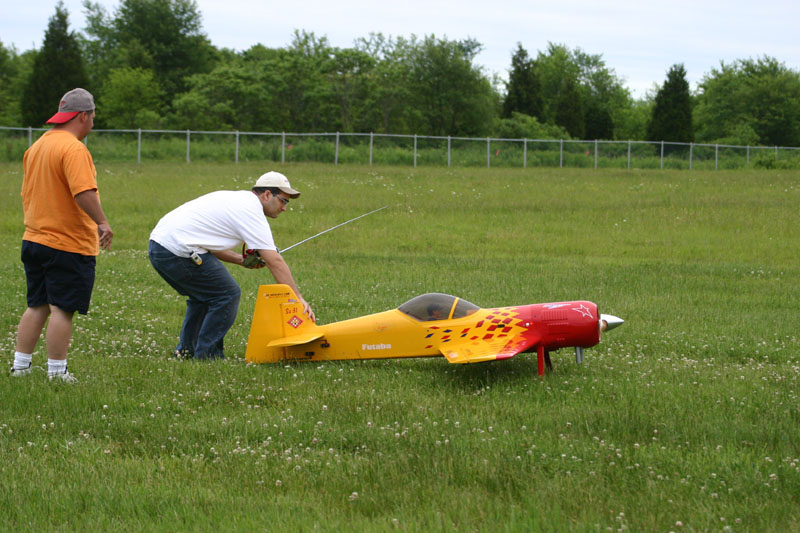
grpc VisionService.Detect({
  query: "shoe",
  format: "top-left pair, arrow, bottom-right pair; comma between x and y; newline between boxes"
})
48,369 -> 78,383
10,363 -> 32,377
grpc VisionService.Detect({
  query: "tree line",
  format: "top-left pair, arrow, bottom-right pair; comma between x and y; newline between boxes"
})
2,0 -> 800,147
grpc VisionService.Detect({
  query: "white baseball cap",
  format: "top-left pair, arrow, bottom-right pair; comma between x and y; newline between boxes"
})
254,171 -> 300,198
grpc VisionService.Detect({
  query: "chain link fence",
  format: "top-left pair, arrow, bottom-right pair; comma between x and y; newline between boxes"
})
2,126 -> 799,170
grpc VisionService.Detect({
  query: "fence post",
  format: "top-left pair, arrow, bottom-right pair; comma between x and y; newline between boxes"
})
28,127 -> 33,146
447,136 -> 451,167
746,145 -> 750,165
715,144 -> 719,170
334,131 -> 340,165
559,139 -> 563,168
186,130 -> 190,163
487,137 -> 491,168
775,146 -> 778,160
413,135 -> 417,168
689,143 -> 693,170
523,138 -> 527,169
594,139 -> 598,169
137,128 -> 142,165
369,132 -> 373,165
660,141 -> 664,170
627,140 -> 631,169
235,131 -> 239,164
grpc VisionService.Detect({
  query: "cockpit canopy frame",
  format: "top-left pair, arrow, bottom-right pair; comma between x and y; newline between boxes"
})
398,293 -> 480,322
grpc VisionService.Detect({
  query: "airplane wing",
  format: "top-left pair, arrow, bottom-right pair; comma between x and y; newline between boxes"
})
439,334 -> 540,364
267,332 -> 325,347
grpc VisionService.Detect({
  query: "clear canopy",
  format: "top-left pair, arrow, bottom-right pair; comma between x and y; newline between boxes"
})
398,293 -> 479,322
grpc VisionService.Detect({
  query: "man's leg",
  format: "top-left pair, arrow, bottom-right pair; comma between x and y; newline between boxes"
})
44,306 -> 77,381
193,284 -> 240,359
45,305 -> 74,360
177,298 -> 207,356
16,241 -> 90,382
149,240 -> 201,357
148,241 -> 240,360
16,305 -> 50,354
12,305 -> 50,375
189,256 -> 241,360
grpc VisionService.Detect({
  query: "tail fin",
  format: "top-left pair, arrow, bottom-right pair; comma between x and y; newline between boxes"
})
245,284 -> 317,363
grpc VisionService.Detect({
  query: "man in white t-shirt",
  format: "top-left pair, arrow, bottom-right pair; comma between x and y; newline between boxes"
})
148,171 -> 314,360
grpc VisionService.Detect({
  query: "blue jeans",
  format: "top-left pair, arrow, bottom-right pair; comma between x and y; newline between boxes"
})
148,240 -> 241,360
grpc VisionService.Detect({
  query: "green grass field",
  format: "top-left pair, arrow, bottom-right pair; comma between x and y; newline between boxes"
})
1,161 -> 799,531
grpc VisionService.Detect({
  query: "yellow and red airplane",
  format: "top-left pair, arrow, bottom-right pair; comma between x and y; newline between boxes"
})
245,284 -> 623,375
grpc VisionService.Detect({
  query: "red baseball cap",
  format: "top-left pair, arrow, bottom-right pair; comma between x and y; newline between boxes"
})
46,88 -> 95,124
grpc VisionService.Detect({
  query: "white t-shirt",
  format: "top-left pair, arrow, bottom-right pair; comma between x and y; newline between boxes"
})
150,190 -> 276,257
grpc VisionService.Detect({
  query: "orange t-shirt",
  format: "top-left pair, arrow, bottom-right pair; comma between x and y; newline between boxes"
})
22,129 -> 100,256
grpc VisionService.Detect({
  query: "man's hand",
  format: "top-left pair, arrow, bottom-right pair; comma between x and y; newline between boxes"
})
300,299 -> 316,322
242,247 -> 267,269
259,249 -> 315,321
98,222 -> 113,250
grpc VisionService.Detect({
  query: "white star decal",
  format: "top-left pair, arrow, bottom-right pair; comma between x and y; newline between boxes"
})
572,304 -> 593,318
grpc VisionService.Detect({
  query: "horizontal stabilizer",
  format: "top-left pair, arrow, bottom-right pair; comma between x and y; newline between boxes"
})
268,331 -> 325,347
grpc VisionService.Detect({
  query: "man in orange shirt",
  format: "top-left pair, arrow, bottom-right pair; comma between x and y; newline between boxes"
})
11,88 -> 114,383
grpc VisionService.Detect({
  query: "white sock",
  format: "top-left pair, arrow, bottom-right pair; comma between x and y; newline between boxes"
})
48,359 -> 67,375
14,352 -> 33,370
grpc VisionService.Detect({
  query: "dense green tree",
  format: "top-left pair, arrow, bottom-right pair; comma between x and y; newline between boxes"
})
98,67 -> 163,128
0,41 -> 22,125
535,43 -> 581,126
173,35 -> 376,133
503,43 -> 543,120
573,49 -> 629,139
554,76 -> 583,138
407,35 -> 498,136
172,61 -> 270,131
646,64 -> 693,144
83,0 -> 217,105
0,2 -> 675,138
492,111 -> 569,139
535,43 -> 632,139
694,57 -> 800,146
325,48 -> 376,132
21,3 -> 90,126
354,34 -> 414,133
273,31 -> 336,132
584,102 -> 613,139
614,96 -> 653,140
2,49 -> 36,126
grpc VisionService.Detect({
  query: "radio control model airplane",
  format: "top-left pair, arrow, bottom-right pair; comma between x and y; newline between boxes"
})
245,284 -> 623,375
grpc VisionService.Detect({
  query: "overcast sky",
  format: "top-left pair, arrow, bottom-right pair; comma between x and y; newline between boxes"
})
3,0 -> 798,98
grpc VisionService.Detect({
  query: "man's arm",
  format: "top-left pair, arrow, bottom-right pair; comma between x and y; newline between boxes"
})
210,249 -> 245,265
74,189 -> 113,250
258,249 -> 315,322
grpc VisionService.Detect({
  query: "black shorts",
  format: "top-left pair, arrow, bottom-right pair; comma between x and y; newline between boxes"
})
22,240 -> 96,315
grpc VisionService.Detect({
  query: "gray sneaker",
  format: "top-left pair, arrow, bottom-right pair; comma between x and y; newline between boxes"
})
48,369 -> 78,383
10,363 -> 32,377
